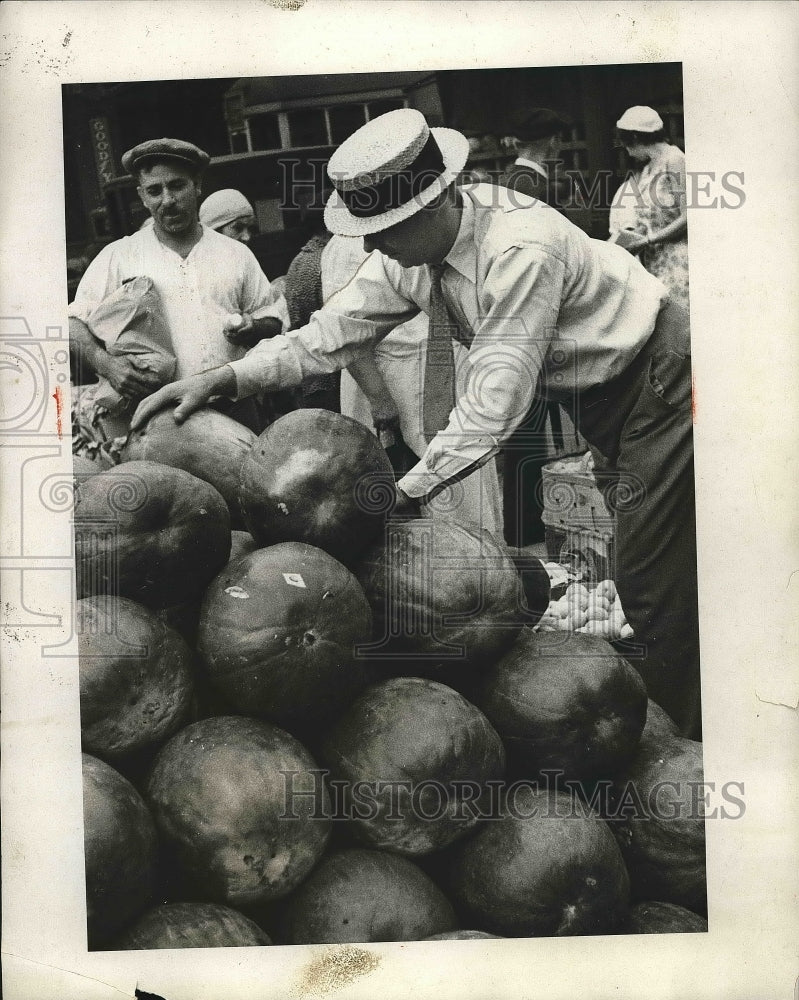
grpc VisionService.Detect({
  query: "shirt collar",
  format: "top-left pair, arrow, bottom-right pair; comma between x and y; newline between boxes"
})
515,156 -> 548,179
443,187 -> 477,282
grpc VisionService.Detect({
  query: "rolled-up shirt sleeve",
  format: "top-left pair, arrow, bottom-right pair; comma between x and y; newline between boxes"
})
229,251 -> 421,399
398,245 -> 565,500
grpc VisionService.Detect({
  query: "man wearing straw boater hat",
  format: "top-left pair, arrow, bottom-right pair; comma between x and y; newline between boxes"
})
133,109 -> 700,739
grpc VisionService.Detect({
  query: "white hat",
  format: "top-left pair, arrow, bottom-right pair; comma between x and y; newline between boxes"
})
324,108 -> 469,237
199,189 -> 255,230
616,106 -> 664,132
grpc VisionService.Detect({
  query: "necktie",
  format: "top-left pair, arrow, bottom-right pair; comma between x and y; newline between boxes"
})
422,264 -> 457,443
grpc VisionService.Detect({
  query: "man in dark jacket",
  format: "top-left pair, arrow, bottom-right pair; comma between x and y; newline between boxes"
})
501,108 -> 573,207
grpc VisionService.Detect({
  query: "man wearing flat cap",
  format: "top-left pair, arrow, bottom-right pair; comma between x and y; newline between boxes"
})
134,109 -> 701,739
69,137 -> 288,442
501,108 -> 572,207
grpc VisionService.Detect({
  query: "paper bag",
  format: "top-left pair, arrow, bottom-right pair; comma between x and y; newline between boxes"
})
86,276 -> 176,413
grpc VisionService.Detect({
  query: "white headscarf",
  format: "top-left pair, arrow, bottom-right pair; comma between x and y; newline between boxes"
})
199,189 -> 255,230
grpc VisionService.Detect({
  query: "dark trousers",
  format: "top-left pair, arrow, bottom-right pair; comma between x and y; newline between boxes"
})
502,387 -> 551,547
556,299 -> 701,739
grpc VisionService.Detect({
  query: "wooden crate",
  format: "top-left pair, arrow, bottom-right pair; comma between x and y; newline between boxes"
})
540,451 -> 615,582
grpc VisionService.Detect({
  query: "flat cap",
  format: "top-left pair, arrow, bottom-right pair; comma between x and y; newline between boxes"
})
121,138 -> 210,175
506,108 -> 570,142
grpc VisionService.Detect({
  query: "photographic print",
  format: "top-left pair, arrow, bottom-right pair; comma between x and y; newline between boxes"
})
2,3 -> 797,1000
63,63 -> 708,952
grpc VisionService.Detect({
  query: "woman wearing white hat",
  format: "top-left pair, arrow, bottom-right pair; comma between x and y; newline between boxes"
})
609,106 -> 689,311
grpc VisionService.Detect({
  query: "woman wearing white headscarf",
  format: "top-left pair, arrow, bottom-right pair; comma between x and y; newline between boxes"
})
199,189 -> 259,243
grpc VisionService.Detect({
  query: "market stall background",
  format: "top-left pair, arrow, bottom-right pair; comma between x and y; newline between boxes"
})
63,63 -> 684,289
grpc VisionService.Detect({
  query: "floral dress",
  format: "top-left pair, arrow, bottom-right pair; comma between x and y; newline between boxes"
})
610,143 -> 690,311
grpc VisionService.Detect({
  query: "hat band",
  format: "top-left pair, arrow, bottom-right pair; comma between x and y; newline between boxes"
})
335,132 -> 446,219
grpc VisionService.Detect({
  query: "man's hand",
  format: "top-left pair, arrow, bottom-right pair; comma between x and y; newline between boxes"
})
391,486 -> 422,520
223,312 -> 255,346
130,367 -> 236,430
96,354 -> 162,400
224,313 -> 282,349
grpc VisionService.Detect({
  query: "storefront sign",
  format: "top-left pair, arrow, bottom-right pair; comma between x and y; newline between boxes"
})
89,116 -> 116,186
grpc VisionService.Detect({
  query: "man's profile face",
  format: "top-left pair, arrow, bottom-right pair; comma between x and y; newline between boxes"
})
363,203 -> 445,268
137,161 -> 201,237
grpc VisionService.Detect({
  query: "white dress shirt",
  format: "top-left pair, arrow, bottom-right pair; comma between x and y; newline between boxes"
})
69,225 -> 289,378
229,182 -> 666,500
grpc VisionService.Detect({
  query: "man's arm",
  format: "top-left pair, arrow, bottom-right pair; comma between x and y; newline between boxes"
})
397,245 -> 565,504
229,250 -> 420,397
69,315 -> 162,399
68,240 -> 163,398
132,251 -> 420,427
346,350 -> 401,426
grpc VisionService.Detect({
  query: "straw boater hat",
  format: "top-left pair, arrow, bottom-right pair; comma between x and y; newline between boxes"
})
324,108 -> 470,237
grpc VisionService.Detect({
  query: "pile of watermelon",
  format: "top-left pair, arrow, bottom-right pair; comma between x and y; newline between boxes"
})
74,408 -> 708,950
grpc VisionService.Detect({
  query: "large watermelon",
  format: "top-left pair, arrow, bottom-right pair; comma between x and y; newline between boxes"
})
239,409 -> 394,564
197,542 -> 372,731
609,721 -> 707,913
642,698 -> 681,741
82,753 -> 159,948
79,595 -> 194,759
477,630 -> 648,781
72,454 -> 103,501
146,716 -> 330,907
355,518 -> 523,675
279,848 -> 457,943
424,930 -> 502,940
74,461 -> 231,608
321,677 -> 505,854
122,408 -> 256,526
228,529 -> 259,564
115,901 -> 272,949
624,900 -> 708,934
446,787 -> 630,937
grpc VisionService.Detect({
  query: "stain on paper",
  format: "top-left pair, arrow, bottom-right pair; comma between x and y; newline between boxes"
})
52,385 -> 64,438
297,945 -> 381,995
